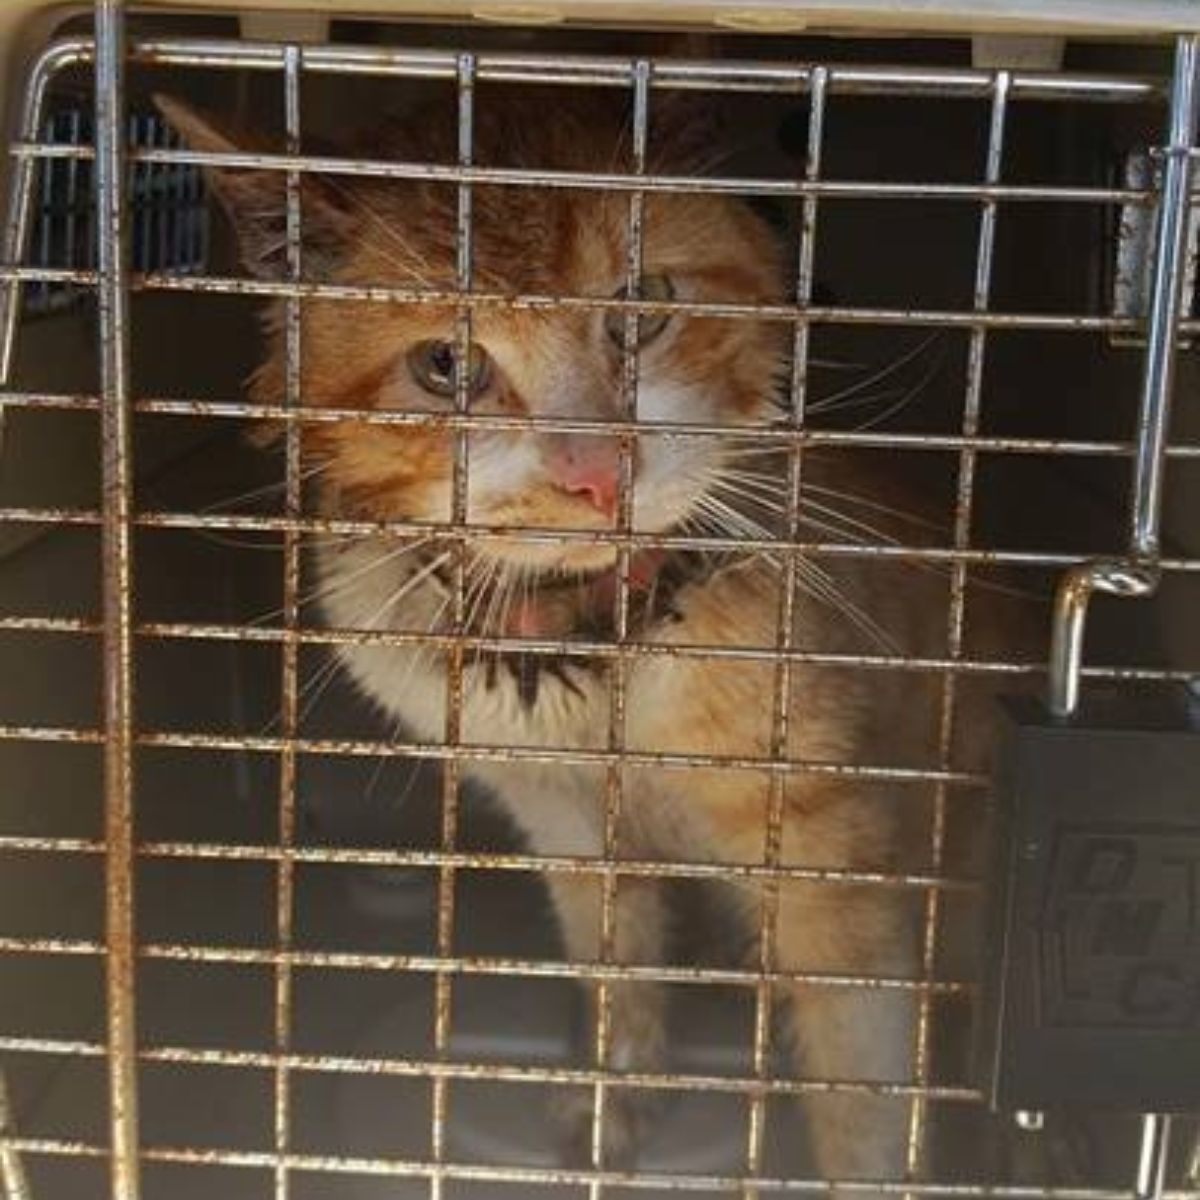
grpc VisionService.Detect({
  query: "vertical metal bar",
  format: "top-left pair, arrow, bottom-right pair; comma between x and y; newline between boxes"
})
744,66 -> 827,1199
155,116 -> 170,274
907,70 -> 1009,1188
169,122 -> 186,274
0,47 -> 68,388
274,43 -> 304,1200
129,115 -> 145,277
1135,1115 -> 1173,1200
430,51 -> 475,1200
0,1070 -> 31,1200
0,51 -> 70,1200
588,60 -> 650,1197
95,1 -> 140,1197
36,114 -> 53,310
1130,36 -> 1199,559
66,110 -> 83,292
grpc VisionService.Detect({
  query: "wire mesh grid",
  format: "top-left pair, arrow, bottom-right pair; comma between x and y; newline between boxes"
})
0,3 -> 1198,1198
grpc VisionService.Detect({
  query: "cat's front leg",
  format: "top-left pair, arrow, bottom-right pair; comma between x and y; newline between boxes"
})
771,879 -> 918,1198
545,872 -> 670,1168
493,774 -> 670,1167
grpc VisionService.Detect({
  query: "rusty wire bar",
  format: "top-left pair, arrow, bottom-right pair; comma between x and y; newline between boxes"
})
424,50 -> 478,1200
744,61 -> 829,1199
0,837 -> 984,893
907,68 -> 1011,1188
94,1 -> 140,1196
11,263 -> 1200,336
7,503 -> 1200,569
582,57 -> 651,1194
0,936 -> 973,991
269,41 -> 305,1200
0,838 -> 981,890
6,138 -> 1163,204
5,615 -> 1200,684
7,390 -> 1200,451
1,388 -> 1200,452
4,1136 -> 1194,1198
0,1035 -> 985,1101
0,721 -> 992,784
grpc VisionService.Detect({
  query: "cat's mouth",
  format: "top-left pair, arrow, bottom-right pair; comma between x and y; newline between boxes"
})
501,547 -> 672,638
427,543 -> 694,640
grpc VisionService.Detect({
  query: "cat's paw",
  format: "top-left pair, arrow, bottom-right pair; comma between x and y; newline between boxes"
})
556,1086 -> 661,1171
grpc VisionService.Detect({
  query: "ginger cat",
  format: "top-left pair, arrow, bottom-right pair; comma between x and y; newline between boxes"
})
160,86 -> 1021,1188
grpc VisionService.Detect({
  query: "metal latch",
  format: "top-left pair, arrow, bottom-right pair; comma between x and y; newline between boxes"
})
1110,149 -> 1200,346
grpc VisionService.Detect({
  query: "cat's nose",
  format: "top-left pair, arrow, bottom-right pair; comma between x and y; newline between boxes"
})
545,434 -> 623,519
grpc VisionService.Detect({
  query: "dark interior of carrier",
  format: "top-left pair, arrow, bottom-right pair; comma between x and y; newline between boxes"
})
1,10 -> 1199,1200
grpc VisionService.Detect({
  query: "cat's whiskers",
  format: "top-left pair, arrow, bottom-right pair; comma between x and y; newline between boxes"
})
271,548 -> 454,736
691,481 -> 903,654
321,174 -> 436,289
793,557 -> 903,655
712,466 -> 941,538
460,553 -> 503,664
198,458 -> 335,515
248,534 -> 435,627
806,333 -> 941,416
849,351 -> 945,434
801,480 -> 944,533
362,582 -> 454,804
707,469 -> 1043,607
496,561 -> 527,648
474,558 -> 511,666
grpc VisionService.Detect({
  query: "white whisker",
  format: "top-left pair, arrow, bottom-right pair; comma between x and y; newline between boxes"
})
808,333 -> 941,415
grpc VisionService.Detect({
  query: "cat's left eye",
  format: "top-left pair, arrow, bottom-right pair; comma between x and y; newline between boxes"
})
407,339 -> 493,398
605,274 -> 675,348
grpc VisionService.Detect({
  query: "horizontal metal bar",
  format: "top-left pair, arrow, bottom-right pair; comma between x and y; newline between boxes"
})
15,34 -> 1153,104
1,506 -> 1198,573
8,265 -> 1198,337
0,936 -> 970,992
0,1136 -> 1175,1197
6,390 -> 1200,459
0,723 -> 988,785
0,836 -> 978,892
0,1036 -> 981,1102
1,617 -> 1197,684
7,140 -> 1154,208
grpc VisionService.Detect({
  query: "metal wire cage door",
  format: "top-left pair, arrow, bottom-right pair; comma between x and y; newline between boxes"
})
1,1 -> 1199,1197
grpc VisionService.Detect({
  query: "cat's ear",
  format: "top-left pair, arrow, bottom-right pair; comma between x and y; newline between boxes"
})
154,94 -> 354,278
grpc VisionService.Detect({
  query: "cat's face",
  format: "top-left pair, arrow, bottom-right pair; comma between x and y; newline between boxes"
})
160,94 -> 786,574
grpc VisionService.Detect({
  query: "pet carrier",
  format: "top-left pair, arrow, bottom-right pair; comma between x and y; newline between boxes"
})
1,2 -> 1200,1199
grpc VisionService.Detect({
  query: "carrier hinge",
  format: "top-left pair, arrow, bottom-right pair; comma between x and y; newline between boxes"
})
1111,148 -> 1200,346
